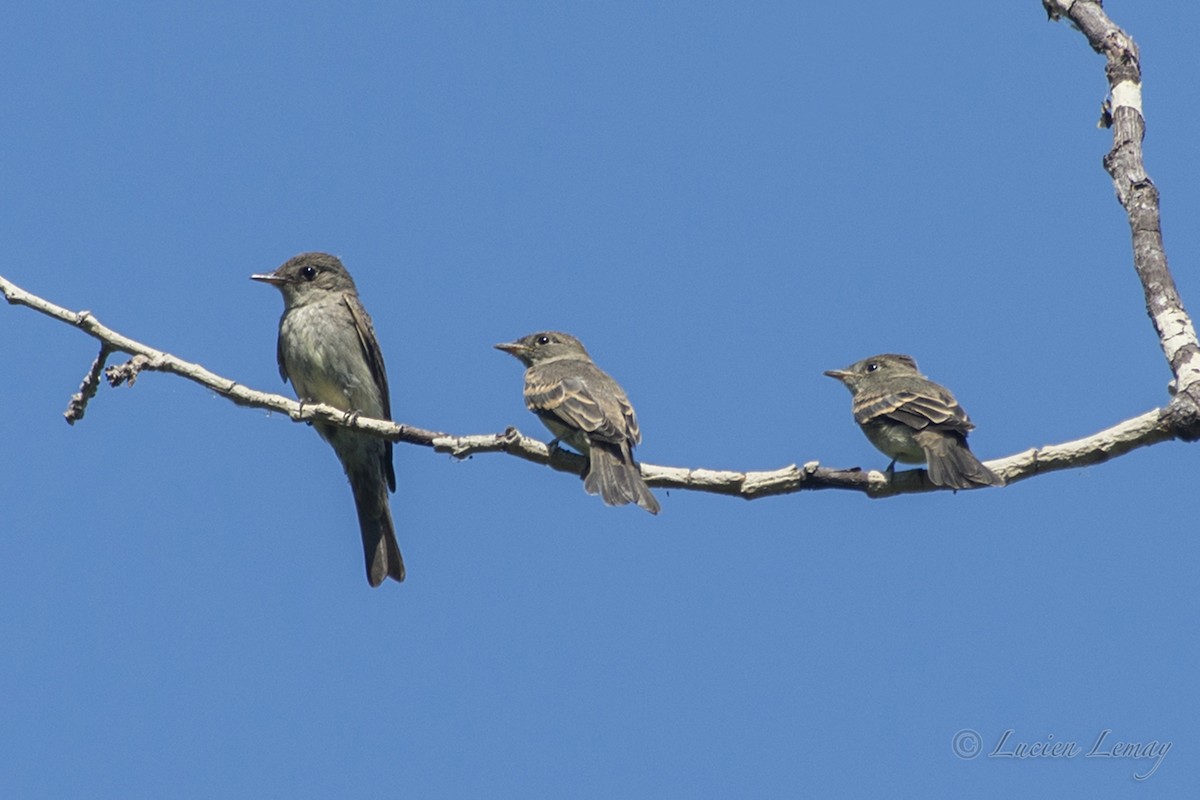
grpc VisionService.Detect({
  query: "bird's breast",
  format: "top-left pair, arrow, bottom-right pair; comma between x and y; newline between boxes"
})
278,301 -> 384,417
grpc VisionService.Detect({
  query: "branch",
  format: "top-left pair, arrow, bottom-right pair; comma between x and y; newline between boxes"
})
1,274 -> 1186,500
1044,0 -> 1200,440
5,3 -> 1197,499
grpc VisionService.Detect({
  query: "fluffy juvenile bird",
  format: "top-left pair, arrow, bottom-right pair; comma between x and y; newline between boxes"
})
825,353 -> 1003,490
252,252 -> 405,586
496,331 -> 660,514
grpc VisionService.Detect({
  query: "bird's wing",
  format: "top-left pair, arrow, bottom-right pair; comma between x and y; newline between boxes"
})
343,292 -> 396,492
615,386 -> 641,446
342,292 -> 392,421
276,333 -> 289,384
854,387 -> 974,434
525,371 -> 632,445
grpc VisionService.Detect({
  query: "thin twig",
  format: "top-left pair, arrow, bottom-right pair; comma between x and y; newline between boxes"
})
64,343 -> 111,425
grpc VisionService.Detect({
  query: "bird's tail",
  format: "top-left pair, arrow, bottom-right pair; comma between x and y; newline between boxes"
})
920,431 -> 1004,490
351,474 -> 406,586
584,441 -> 661,514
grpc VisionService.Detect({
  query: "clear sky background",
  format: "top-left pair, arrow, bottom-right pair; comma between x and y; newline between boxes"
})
2,3 -> 1196,797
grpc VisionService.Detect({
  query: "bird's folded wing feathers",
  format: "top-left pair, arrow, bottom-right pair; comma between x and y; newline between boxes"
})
342,293 -> 392,420
855,389 -> 974,433
343,292 -> 396,492
525,375 -> 633,444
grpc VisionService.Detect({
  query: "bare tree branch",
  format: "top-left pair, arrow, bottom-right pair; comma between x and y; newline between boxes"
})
4,2 -> 1197,500
1044,0 -> 1200,440
0,273 -> 1186,500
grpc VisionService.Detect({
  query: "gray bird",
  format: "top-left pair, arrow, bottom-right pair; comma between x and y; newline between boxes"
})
495,331 -> 660,514
825,353 -> 1003,490
252,252 -> 405,586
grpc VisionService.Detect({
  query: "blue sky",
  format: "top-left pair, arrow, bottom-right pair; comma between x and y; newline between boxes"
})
2,2 -> 1197,797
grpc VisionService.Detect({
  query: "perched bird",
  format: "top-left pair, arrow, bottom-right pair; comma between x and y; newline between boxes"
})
251,252 -> 405,586
824,353 -> 1003,490
495,331 -> 660,514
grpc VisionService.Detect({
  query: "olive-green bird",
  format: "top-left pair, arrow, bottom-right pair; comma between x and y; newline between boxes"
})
252,252 -> 405,586
825,353 -> 1003,490
496,331 -> 660,514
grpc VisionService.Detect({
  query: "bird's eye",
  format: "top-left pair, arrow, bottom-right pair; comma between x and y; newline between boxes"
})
300,266 -> 318,281
866,362 -> 879,372
537,335 -> 550,345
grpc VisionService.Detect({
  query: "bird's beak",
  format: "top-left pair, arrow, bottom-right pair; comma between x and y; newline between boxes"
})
250,272 -> 286,286
823,369 -> 852,383
494,341 -> 527,357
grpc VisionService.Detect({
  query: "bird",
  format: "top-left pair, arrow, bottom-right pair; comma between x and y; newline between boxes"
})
251,252 -> 405,586
824,353 -> 1003,490
495,331 -> 660,514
